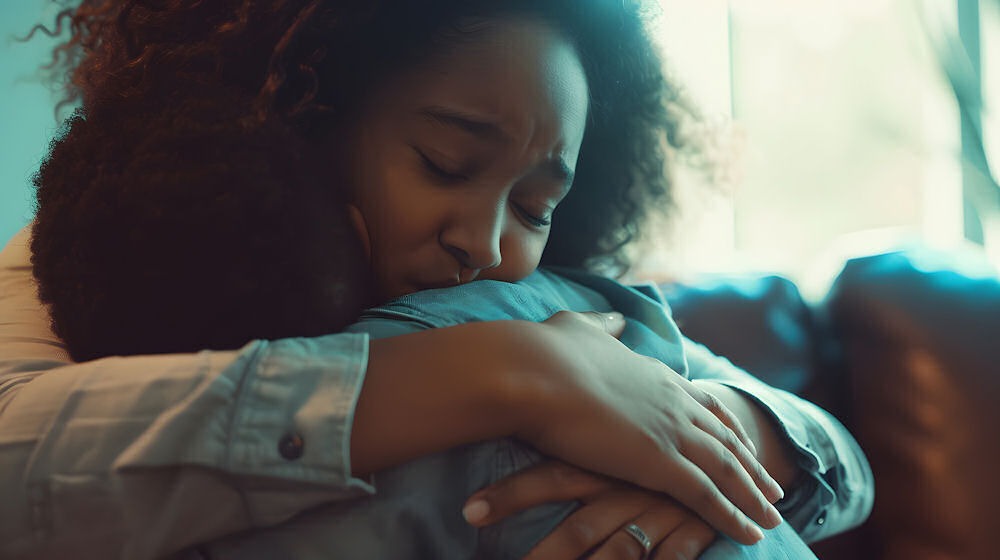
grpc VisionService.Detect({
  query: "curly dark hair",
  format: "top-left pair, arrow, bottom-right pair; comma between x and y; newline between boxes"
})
36,0 -> 691,268
30,0 -> 694,359
32,94 -> 373,361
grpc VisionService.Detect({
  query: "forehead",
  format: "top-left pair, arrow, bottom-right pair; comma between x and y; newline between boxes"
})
371,15 -> 590,151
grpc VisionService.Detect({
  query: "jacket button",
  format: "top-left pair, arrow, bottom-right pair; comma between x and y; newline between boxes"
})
278,432 -> 305,460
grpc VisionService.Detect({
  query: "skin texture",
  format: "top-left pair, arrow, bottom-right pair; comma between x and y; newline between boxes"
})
346,16 -> 589,300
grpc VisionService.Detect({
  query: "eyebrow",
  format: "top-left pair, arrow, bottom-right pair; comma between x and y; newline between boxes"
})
418,105 -> 576,190
419,106 -> 510,144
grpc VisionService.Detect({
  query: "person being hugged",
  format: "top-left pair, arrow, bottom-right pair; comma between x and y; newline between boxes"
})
3,1 -> 873,558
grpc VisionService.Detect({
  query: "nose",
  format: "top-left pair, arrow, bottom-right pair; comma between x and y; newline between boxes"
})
440,203 -> 503,272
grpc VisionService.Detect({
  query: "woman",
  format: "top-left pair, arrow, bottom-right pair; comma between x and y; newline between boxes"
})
1,0 -> 872,558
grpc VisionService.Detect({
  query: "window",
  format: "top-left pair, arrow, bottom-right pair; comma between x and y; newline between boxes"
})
640,0 -> 998,294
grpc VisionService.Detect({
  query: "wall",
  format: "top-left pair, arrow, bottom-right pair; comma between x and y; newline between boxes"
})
1,1 -> 64,246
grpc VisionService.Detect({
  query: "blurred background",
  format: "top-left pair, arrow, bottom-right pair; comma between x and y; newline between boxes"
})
1,0 -> 998,288
1,1 -> 64,247
640,0 -> 999,295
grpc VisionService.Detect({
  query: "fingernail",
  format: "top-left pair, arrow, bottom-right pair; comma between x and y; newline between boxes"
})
462,499 -> 490,525
765,475 -> 784,502
608,312 -> 624,322
765,503 -> 783,528
748,524 -> 765,543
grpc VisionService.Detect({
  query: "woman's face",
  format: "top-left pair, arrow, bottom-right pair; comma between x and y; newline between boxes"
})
347,15 -> 589,300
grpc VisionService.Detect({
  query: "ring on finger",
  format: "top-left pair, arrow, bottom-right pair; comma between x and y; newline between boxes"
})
623,523 -> 653,557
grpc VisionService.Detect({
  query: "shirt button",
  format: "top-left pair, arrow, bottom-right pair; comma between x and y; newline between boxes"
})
278,432 -> 305,460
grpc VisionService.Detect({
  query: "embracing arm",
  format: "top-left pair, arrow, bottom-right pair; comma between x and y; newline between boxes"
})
0,229 -> 604,558
462,338 -> 873,558
1,227 -> 780,557
683,338 -> 875,543
0,334 -> 375,559
0,321 -> 537,560
0,228 -> 527,559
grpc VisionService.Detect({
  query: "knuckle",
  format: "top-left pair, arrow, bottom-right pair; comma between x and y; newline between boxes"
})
724,427 -> 743,450
548,461 -> 589,489
756,461 -> 772,481
696,483 -> 720,507
669,435 -> 686,457
721,454 -> 741,479
701,392 -> 723,412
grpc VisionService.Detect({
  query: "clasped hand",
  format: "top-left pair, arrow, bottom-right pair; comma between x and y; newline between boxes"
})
464,460 -> 725,559
498,311 -> 784,552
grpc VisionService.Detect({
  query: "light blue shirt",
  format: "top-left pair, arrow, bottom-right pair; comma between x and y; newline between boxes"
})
202,267 -> 872,559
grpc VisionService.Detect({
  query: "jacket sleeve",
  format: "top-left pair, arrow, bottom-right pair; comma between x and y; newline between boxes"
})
0,228 -> 374,560
682,338 -> 874,543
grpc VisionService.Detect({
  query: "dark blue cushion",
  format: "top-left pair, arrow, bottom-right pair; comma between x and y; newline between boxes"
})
661,275 -> 819,394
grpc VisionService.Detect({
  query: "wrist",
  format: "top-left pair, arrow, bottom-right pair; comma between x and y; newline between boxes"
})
350,320 -> 545,475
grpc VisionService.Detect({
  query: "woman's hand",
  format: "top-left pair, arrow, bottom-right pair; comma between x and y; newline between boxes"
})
463,460 -> 720,559
353,310 -> 780,544
510,311 -> 784,545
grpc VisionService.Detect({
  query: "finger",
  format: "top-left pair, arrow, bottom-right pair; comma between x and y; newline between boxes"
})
587,505 -> 687,560
686,383 -> 785,504
654,454 -> 765,545
463,461 -> 613,527
688,382 -> 758,457
687,396 -> 784,504
523,491 -> 655,560
575,310 -> 626,338
677,424 -> 783,532
653,518 -> 718,560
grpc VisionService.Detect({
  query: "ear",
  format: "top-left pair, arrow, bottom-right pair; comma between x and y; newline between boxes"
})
347,203 -> 372,261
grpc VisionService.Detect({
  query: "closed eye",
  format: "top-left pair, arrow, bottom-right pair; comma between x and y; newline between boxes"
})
415,149 -> 468,182
514,204 -> 552,228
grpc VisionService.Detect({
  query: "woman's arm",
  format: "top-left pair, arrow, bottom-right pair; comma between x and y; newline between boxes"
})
691,380 -> 800,491
462,339 -> 872,557
1,230 -> 371,557
682,339 -> 875,543
0,334 -> 375,559
0,228 -> 776,557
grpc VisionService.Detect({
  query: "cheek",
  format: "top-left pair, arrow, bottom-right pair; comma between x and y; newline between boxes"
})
488,231 -> 548,282
359,168 -> 428,248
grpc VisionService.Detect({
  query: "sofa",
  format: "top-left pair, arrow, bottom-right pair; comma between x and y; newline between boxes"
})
660,245 -> 1000,560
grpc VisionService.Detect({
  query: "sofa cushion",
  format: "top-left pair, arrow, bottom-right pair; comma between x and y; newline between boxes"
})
825,247 -> 1000,560
660,274 -> 820,394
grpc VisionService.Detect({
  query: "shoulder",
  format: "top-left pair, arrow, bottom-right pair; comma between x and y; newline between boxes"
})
0,225 -> 72,369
